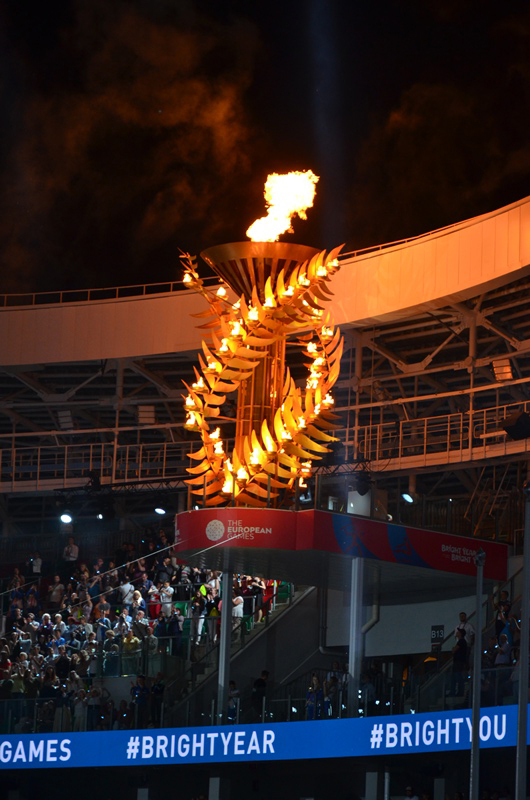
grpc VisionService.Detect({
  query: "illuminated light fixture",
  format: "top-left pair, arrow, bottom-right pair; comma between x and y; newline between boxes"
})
214,441 -> 224,456
492,357 -> 513,382
248,306 -> 259,321
185,395 -> 195,408
402,475 -> 417,504
60,510 -> 73,524
307,342 -> 317,354
192,376 -> 206,391
154,500 -> 167,515
96,498 -> 115,521
298,275 -> 310,287
216,285 -> 227,297
183,273 -> 192,284
219,338 -> 229,352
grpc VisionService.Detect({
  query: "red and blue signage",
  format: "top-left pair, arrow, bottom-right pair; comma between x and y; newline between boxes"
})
175,508 -> 507,580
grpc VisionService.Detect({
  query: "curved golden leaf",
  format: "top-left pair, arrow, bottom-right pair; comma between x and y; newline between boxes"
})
264,276 -> 275,305
227,357 -> 260,370
261,419 -> 277,453
273,408 -> 287,443
208,379 -> 239,393
277,451 -> 299,469
186,469 -> 215,486
283,442 -> 322,460
261,461 -> 297,481
189,480 -> 225,496
306,424 -> 337,442
295,433 -> 330,453
244,334 -> 277,346
235,347 -> 268,359
188,447 -> 207,461
202,393 -> 226,406
234,492 -> 268,508
197,321 -> 221,329
186,460 -> 213,475
192,308 -> 218,319
253,472 -> 288,489
205,495 -> 228,506
241,482 -> 276,499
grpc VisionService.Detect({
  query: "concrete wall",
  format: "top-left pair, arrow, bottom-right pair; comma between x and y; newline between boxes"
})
326,587 -> 489,656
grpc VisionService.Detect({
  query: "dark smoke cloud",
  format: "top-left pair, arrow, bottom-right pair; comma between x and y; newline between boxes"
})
346,9 -> 530,250
0,1 -> 257,292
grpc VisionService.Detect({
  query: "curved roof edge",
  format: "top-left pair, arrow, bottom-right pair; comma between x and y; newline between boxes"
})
333,194 -> 530,327
1,196 -> 530,366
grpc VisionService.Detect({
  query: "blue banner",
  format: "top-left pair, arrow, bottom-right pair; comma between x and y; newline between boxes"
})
0,706 -> 524,770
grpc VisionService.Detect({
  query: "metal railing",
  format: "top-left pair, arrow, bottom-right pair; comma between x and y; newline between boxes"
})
0,440 -> 191,491
353,400 -> 530,468
0,276 -> 219,309
0,662 -> 516,735
1,399 -> 528,494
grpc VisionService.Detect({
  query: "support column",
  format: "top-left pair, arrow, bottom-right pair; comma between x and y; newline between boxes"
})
217,567 -> 233,724
364,771 -> 379,800
209,776 -> 230,800
470,547 -> 485,800
347,557 -> 364,717
516,481 -> 530,800
433,778 -> 445,800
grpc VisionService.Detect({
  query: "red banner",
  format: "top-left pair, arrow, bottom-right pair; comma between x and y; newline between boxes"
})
175,508 -> 507,580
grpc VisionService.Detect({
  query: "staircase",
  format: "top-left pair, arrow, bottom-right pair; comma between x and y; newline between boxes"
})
163,582 -> 310,726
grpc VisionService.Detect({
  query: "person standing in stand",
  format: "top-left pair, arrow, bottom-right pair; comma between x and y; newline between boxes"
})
62,537 -> 79,580
451,628 -> 468,696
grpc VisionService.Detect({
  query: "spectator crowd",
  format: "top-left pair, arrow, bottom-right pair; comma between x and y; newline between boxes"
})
0,531 -> 275,732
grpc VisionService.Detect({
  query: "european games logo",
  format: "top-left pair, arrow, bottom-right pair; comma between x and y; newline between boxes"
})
205,519 -> 225,542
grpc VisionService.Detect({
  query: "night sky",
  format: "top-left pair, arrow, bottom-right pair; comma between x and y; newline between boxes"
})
1,0 -> 530,293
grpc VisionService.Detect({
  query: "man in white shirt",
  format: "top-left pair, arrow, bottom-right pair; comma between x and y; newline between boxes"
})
119,580 -> 135,610
454,611 -> 475,648
63,536 -> 79,563
160,581 -> 174,617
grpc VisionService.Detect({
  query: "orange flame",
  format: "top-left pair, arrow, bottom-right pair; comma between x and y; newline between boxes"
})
246,170 -> 319,242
